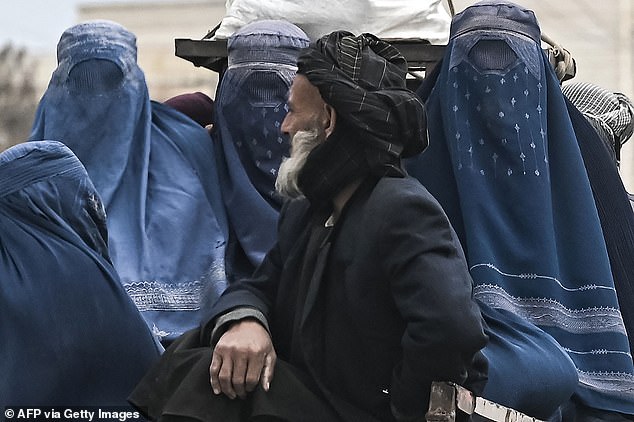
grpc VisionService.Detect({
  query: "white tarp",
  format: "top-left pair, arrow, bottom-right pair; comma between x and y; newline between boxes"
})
214,0 -> 451,44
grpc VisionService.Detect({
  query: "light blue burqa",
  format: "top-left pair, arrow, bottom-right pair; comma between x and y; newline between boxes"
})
30,21 -> 229,343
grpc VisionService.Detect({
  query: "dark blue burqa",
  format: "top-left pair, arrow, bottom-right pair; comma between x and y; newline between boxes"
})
0,141 -> 161,406
212,20 -> 309,281
29,21 -> 229,343
406,1 -> 634,416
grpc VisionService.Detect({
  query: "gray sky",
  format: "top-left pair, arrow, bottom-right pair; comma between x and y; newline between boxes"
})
1,0 -> 82,52
0,0 -> 157,53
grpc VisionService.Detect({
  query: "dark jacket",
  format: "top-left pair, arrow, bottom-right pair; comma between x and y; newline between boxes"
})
202,175 -> 488,421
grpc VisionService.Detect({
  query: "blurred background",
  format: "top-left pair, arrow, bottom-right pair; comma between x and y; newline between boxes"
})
1,0 -> 633,190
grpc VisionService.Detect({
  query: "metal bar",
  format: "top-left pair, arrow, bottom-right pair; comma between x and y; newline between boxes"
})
426,382 -> 457,422
174,38 -> 228,71
427,382 -> 546,422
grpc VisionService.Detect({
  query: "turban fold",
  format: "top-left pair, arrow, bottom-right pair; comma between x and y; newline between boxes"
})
297,31 -> 427,158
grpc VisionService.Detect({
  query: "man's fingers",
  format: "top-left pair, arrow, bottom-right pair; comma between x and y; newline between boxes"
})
209,350 -> 248,399
209,352 -> 222,395
244,353 -> 265,393
260,352 -> 276,392
232,357 -> 248,399
217,354 -> 237,399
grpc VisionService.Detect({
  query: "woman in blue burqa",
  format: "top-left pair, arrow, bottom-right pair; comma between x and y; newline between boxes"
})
29,20 -> 229,345
406,1 -> 634,420
0,140 -> 161,405
211,19 -> 309,282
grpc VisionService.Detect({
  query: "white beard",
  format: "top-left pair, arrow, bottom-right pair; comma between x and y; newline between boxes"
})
275,129 -> 325,199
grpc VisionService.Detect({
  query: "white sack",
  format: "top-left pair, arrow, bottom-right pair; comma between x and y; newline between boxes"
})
214,0 -> 451,44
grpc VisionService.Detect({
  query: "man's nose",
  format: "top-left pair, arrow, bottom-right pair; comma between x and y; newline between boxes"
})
278,117 -> 292,147
280,115 -> 290,136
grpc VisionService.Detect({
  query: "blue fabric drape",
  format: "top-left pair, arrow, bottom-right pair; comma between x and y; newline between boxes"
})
406,1 -> 634,415
0,141 -> 161,405
29,20 -> 229,343
566,97 -> 634,357
212,20 -> 309,281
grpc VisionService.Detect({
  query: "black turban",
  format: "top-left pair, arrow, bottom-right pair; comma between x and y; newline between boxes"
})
297,31 -> 428,159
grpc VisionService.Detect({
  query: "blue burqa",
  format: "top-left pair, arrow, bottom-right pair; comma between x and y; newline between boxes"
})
0,141 -> 161,406
29,21 -> 229,343
406,1 -> 634,416
212,20 -> 309,281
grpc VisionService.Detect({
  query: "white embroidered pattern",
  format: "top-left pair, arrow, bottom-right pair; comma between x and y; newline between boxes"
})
124,261 -> 226,312
564,347 -> 632,359
473,283 -> 627,336
577,370 -> 634,397
470,262 -> 616,292
451,62 -> 547,178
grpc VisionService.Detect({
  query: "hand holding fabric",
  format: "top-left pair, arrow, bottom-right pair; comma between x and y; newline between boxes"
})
209,319 -> 276,399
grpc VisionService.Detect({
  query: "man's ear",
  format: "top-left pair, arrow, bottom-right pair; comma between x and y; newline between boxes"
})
324,103 -> 337,137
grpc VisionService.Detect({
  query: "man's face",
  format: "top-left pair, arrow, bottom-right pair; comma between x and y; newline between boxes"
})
280,74 -> 329,140
275,75 -> 331,199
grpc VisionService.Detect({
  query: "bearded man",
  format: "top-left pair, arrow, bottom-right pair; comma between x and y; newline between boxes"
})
130,31 -> 488,422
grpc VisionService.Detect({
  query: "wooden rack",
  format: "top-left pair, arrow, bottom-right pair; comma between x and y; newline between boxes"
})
174,37 -> 446,76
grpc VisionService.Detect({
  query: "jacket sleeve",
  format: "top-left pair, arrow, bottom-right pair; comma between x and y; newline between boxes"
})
209,307 -> 270,346
374,181 -> 488,420
198,199 -> 304,345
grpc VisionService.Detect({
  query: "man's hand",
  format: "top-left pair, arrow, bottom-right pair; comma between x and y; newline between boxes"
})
209,318 -> 276,399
